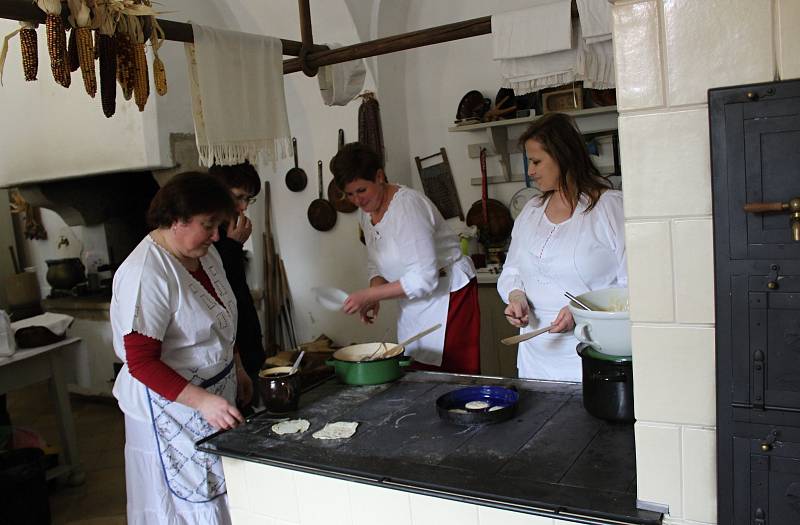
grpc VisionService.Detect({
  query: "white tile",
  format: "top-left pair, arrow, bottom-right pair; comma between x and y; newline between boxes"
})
222,457 -> 249,512
682,427 -> 717,523
295,471 -> 353,525
626,221 -> 674,323
230,508 -> 298,525
243,462 -> 299,522
619,110 -> 712,219
632,325 -> 716,425
612,0 -> 664,110
478,506 -> 554,524
672,219 -> 715,324
663,0 -> 774,106
410,493 -> 479,525
350,482 -> 412,525
635,423 -> 682,518
778,0 -> 800,79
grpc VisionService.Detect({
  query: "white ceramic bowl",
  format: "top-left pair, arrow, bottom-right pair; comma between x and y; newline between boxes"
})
313,287 -> 348,311
567,287 -> 631,356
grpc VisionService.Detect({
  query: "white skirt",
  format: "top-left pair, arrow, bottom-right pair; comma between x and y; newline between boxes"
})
124,415 -> 232,525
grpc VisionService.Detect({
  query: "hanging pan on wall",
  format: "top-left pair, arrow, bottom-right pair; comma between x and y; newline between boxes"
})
307,160 -> 337,232
285,137 -> 308,192
327,129 -> 357,213
465,149 -> 513,247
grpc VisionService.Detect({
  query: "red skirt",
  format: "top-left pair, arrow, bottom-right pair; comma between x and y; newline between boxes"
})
409,278 -> 481,375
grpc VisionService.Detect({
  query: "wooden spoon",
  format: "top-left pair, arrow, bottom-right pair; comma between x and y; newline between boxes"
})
500,325 -> 554,346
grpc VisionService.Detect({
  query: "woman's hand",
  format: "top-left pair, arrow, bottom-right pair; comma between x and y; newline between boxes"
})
504,290 -> 530,327
177,383 -> 244,430
196,390 -> 244,430
549,306 -> 575,333
236,365 -> 254,407
227,213 -> 252,244
360,302 -> 380,324
343,288 -> 377,315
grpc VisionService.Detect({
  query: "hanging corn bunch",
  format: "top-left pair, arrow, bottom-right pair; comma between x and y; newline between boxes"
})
151,32 -> 167,96
0,21 -> 39,84
67,0 -> 96,97
114,21 -> 134,101
20,23 -> 39,81
93,1 -> 118,117
67,27 -> 79,72
36,0 -> 71,88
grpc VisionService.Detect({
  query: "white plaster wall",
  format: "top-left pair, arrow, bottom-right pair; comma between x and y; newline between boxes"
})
611,1 -> 800,523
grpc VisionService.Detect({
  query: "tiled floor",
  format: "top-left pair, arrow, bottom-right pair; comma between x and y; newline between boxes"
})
5,382 -> 127,524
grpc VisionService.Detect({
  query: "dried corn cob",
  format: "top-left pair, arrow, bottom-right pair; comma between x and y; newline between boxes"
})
132,41 -> 149,111
75,27 -> 95,97
115,32 -> 134,101
153,53 -> 167,96
46,13 -> 70,87
20,26 -> 38,81
67,27 -> 79,72
97,33 -> 116,117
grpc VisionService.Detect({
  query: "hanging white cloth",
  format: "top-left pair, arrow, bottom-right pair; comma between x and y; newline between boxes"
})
576,0 -> 613,44
185,24 -> 291,167
317,42 -> 367,106
492,0 -> 572,59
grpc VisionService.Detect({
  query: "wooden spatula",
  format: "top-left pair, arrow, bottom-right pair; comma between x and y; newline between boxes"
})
500,325 -> 554,346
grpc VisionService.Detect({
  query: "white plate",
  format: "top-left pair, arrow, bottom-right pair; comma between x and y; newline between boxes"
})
313,287 -> 348,311
509,187 -> 542,219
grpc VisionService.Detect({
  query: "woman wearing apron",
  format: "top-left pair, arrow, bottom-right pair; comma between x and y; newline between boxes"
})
111,172 -> 253,524
498,113 -> 627,381
330,142 -> 481,374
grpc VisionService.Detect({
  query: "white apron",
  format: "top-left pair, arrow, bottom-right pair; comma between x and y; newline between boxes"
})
499,192 -> 626,381
111,238 -> 238,521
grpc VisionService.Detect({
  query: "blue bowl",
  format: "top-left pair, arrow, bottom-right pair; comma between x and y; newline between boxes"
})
436,386 -> 519,425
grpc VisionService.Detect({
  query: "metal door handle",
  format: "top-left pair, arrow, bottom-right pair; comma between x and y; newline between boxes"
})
744,197 -> 800,241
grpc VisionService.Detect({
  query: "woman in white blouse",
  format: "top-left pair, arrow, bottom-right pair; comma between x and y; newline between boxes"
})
330,143 -> 481,374
498,113 -> 627,381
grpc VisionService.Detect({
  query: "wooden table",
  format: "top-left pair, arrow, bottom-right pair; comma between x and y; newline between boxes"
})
0,337 -> 86,485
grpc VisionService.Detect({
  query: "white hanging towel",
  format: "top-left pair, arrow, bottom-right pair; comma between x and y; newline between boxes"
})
185,24 -> 291,167
576,0 -> 613,44
317,43 -> 367,106
492,0 -> 572,59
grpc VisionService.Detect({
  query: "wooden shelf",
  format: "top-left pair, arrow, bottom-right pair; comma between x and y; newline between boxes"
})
448,106 -> 618,133
449,106 -> 619,183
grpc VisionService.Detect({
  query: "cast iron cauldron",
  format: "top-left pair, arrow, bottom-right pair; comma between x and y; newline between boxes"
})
45,258 -> 86,290
578,345 -> 634,423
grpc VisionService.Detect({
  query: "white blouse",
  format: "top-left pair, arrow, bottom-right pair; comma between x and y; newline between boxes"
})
497,190 -> 627,381
359,186 -> 475,365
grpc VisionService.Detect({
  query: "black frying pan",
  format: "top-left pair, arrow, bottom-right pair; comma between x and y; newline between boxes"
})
327,129 -> 357,213
307,160 -> 337,232
285,137 -> 307,192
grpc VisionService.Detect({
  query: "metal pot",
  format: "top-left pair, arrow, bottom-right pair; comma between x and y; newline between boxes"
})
325,345 -> 411,385
45,258 -> 86,290
578,345 -> 634,423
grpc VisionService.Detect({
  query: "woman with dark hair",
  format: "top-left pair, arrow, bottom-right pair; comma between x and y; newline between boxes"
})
209,162 -> 265,410
330,143 -> 480,374
498,113 -> 627,381
111,172 -> 252,524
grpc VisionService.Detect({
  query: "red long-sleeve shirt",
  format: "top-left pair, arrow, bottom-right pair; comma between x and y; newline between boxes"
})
124,265 -> 231,400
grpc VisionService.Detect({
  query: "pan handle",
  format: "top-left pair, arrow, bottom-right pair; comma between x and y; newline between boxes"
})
292,137 -> 299,168
317,160 -> 324,199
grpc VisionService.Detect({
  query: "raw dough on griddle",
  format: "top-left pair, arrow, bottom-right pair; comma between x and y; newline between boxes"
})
313,421 -> 359,440
449,408 -> 468,414
488,405 -> 504,412
464,400 -> 490,410
272,419 -> 310,435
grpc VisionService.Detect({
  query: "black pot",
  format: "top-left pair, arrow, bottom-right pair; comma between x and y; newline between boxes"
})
45,258 -> 86,290
578,345 -> 634,423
